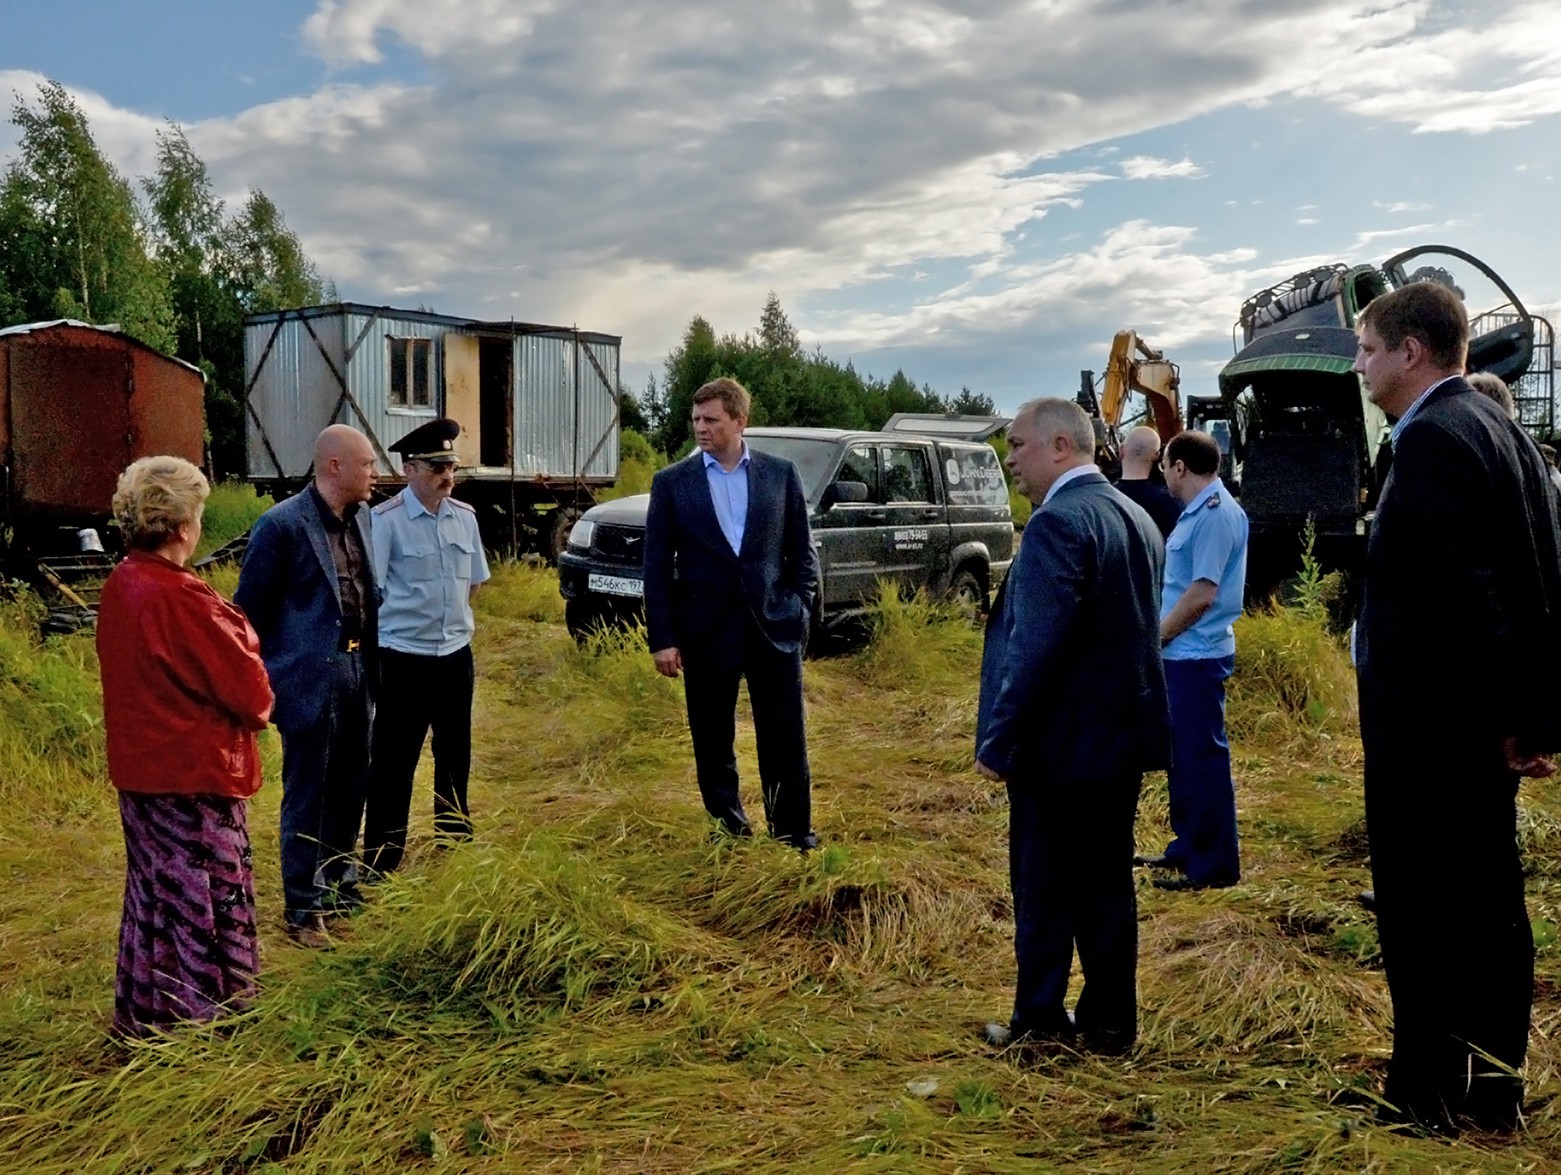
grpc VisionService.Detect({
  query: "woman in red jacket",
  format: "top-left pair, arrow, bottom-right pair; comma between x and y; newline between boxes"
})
97,456 -> 274,1037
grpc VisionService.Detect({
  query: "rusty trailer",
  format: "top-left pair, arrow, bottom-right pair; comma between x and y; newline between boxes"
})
0,319 -> 206,624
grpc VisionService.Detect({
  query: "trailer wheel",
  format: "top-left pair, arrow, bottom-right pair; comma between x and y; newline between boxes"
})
548,507 -> 583,565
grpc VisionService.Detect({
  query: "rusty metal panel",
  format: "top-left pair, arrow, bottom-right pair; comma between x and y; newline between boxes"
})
128,348 -> 205,467
0,341 -> 10,459
10,339 -> 128,518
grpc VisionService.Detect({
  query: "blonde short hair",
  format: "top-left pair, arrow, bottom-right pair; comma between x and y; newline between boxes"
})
112,456 -> 210,551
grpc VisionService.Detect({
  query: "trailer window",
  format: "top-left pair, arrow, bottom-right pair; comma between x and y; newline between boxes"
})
389,337 -> 432,408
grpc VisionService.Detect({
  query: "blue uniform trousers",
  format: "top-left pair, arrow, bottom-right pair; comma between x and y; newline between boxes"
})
1162,654 -> 1240,885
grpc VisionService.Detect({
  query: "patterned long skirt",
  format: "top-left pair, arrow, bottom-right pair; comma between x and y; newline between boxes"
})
114,791 -> 260,1037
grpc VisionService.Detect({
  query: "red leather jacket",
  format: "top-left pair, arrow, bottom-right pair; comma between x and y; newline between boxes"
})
97,551 -> 274,797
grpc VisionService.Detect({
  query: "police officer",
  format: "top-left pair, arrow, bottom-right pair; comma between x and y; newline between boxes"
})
1138,428 -> 1249,891
363,418 -> 491,875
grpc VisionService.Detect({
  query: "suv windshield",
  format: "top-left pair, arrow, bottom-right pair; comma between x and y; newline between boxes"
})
744,436 -> 840,500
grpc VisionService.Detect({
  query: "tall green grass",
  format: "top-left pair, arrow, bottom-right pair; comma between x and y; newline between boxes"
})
197,480 -> 273,558
6,575 -> 1561,1172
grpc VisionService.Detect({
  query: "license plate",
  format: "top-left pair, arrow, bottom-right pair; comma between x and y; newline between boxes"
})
588,573 -> 643,598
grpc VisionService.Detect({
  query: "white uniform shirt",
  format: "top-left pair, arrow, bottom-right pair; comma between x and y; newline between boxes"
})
372,489 -> 491,656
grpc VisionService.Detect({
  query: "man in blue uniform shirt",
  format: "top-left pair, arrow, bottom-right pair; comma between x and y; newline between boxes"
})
363,417 -> 491,875
1140,428 -> 1248,891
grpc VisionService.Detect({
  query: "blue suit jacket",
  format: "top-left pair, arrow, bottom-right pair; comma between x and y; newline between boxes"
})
643,448 -> 820,661
234,487 -> 378,732
977,470 -> 1170,783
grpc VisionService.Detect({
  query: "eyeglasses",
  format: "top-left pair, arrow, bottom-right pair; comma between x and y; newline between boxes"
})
419,460 -> 459,473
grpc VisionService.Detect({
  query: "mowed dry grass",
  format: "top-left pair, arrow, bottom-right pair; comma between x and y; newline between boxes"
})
5,563 -> 1561,1171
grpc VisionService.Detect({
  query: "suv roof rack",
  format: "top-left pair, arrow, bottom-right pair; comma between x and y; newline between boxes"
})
881,413 -> 1009,441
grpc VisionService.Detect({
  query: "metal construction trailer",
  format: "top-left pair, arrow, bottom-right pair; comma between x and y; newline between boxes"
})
244,303 -> 622,557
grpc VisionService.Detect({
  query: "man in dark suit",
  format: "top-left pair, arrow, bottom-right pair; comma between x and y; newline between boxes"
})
977,397 -> 1169,1052
644,377 -> 821,849
1112,424 -> 1182,539
235,424 -> 380,946
1354,280 -> 1561,1133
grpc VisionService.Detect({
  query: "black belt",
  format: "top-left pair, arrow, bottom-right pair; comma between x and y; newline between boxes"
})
339,635 -> 365,653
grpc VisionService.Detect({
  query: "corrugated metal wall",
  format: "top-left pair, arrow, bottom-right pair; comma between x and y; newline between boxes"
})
246,307 -> 620,482
245,314 -> 348,477
512,333 -> 619,478
343,308 -> 447,462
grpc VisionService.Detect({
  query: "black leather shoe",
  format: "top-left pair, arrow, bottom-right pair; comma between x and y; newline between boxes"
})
321,884 -> 366,918
1357,889 -> 1377,911
983,1022 -> 1015,1047
284,912 -> 333,949
1133,853 -> 1173,868
1152,875 -> 1236,892
1079,1028 -> 1136,1056
984,1013 -> 1076,1049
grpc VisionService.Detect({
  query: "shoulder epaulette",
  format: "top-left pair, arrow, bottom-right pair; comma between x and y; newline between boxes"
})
449,498 -> 476,514
372,495 -> 407,516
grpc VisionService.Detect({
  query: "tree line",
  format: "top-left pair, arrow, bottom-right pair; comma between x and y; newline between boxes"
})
0,82 -> 328,477
0,82 -> 993,481
642,293 -> 995,457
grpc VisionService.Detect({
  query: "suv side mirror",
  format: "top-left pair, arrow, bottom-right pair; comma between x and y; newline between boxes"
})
822,480 -> 871,509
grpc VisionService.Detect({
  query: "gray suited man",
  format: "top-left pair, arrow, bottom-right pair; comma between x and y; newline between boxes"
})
235,424 -> 379,946
363,417 -> 491,875
977,397 -> 1169,1052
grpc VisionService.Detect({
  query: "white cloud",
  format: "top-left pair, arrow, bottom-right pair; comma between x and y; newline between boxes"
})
1120,155 -> 1205,180
6,0 -> 1560,400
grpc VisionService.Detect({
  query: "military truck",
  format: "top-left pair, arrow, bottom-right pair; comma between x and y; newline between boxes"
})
557,420 -> 1014,640
1210,244 -> 1552,592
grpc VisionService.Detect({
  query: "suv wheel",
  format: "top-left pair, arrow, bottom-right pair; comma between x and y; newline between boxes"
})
565,597 -> 608,643
946,567 -> 986,622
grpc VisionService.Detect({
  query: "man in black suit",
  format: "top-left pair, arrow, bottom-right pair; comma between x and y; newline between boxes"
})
977,397 -> 1169,1052
1354,280 -> 1561,1133
644,377 -> 821,849
1112,424 -> 1181,539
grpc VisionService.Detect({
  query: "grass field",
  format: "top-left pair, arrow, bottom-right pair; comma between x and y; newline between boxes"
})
4,563 -> 1561,1172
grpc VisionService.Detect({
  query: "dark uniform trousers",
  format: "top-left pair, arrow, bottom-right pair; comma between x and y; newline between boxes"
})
1365,735 -> 1531,1132
1008,770 -> 1142,1039
681,614 -> 812,844
364,644 -> 475,874
279,650 -> 372,923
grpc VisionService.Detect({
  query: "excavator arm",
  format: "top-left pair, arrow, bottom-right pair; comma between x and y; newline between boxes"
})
1093,330 -> 1183,465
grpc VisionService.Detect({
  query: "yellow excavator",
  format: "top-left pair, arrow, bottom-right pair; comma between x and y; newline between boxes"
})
1077,330 -> 1184,474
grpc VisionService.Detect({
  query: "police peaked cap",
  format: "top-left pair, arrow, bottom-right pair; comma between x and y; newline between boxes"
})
391,418 -> 461,463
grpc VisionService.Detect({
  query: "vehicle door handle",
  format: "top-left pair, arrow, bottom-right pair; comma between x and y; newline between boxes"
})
865,510 -> 887,521
920,509 -> 939,520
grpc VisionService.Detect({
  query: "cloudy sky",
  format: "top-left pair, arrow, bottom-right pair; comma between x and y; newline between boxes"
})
4,0 -> 1560,413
